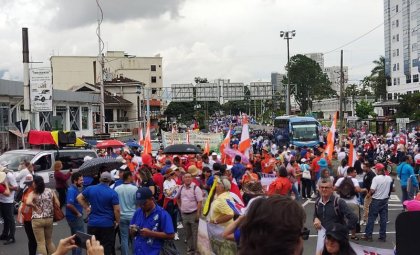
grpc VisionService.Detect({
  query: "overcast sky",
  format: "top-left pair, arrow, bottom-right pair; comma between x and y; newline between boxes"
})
0,0 -> 384,86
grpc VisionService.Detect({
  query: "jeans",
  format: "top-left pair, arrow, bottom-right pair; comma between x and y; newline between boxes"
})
290,182 -> 301,200
358,182 -> 365,205
165,200 -> 178,233
88,226 -> 116,255
365,198 -> 388,239
301,179 -> 312,198
24,221 -> 37,255
119,219 -> 132,255
0,202 -> 15,240
67,217 -> 85,255
182,212 -> 199,252
32,218 -> 56,255
401,185 -> 417,204
56,188 -> 67,209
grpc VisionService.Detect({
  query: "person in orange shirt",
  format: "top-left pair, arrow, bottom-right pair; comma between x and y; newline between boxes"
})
262,152 -> 276,174
268,166 -> 292,196
125,155 -> 138,172
241,164 -> 259,185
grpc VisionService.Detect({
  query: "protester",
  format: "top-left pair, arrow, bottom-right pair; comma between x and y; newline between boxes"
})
18,174 -> 36,255
242,181 -> 265,206
115,171 -> 138,255
397,155 -> 418,202
15,161 -> 34,189
163,167 -> 180,240
130,187 -> 175,255
238,195 -> 307,255
52,235 -> 105,255
209,176 -> 234,227
77,172 -> 120,255
314,178 -> 357,238
0,165 -> 18,245
318,223 -> 357,255
0,172 -> 10,196
268,166 -> 292,196
26,175 -> 58,255
231,155 -> 246,186
176,173 -> 203,255
54,161 -> 72,209
300,158 -> 312,199
362,163 -> 395,242
66,172 -> 85,255
361,162 -> 378,225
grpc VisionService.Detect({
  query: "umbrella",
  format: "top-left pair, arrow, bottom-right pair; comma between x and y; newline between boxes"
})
96,139 -> 125,149
125,140 -> 140,148
78,157 -> 124,177
223,148 -> 250,164
163,144 -> 201,155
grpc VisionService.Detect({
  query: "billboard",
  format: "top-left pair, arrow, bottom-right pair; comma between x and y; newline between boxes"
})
249,82 -> 273,99
223,82 -> 244,100
30,68 -> 53,112
171,84 -> 194,102
196,83 -> 219,101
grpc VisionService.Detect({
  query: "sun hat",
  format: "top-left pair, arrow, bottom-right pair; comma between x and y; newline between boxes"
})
242,181 -> 265,195
136,187 -> 153,206
165,168 -> 176,177
187,165 -> 199,176
317,158 -> 328,168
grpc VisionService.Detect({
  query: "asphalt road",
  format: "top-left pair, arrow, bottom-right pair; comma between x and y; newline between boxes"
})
0,181 -> 403,255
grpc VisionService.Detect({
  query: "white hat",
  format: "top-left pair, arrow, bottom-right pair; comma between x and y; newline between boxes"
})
211,152 -> 218,156
83,156 -> 93,162
301,158 -> 307,163
111,169 -> 119,180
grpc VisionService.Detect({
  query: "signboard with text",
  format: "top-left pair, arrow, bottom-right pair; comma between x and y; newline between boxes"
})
30,68 -> 53,112
161,131 -> 223,150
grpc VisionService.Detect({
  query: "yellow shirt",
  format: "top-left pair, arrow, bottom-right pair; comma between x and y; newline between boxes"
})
210,192 -> 234,227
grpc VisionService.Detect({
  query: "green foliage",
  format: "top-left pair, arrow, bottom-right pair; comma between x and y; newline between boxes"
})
283,54 -> 336,114
396,93 -> 420,120
359,77 -> 373,96
355,100 -> 374,119
369,56 -> 387,101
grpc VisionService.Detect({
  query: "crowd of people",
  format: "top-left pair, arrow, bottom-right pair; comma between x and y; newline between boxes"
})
0,124 -> 419,255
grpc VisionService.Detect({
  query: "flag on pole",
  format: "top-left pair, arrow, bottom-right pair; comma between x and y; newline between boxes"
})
220,127 -> 231,163
348,140 -> 357,167
238,115 -> 251,159
143,121 -> 152,155
138,127 -> 144,146
186,129 -> 190,144
325,111 -> 337,161
204,139 -> 210,155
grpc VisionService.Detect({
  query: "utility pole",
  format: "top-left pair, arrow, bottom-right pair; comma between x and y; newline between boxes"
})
22,28 -> 30,124
280,30 -> 296,115
339,50 -> 344,133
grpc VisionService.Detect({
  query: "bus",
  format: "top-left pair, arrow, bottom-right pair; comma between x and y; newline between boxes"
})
273,116 -> 320,148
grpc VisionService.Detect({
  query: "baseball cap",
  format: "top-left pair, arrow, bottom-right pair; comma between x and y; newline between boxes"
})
100,172 -> 112,182
211,152 -> 218,156
136,187 -> 153,206
23,174 -> 34,184
374,163 -> 385,171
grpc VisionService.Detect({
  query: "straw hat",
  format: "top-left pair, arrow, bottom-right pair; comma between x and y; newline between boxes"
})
0,172 -> 6,183
188,165 -> 199,176
242,181 -> 265,196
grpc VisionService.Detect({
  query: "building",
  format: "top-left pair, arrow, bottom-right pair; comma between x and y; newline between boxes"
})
312,96 -> 376,119
304,53 -> 325,70
51,51 -> 163,90
0,79 -> 98,150
384,0 -> 420,99
324,66 -> 349,93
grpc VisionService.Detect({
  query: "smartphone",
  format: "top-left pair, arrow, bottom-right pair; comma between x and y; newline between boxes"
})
75,231 -> 92,249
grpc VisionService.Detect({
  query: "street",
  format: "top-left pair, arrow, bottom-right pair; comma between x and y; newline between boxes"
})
0,181 -> 402,255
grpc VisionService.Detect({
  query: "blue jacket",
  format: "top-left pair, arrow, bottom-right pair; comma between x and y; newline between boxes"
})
397,162 -> 418,187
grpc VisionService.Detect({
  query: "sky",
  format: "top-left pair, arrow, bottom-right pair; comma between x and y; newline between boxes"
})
0,0 -> 384,86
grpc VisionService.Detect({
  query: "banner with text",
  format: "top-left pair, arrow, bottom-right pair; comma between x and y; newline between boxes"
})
197,219 -> 237,255
162,131 -> 223,151
30,68 -> 53,112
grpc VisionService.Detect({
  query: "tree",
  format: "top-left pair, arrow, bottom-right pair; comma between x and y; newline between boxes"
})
359,77 -> 373,96
283,54 -> 336,114
355,100 -> 374,119
396,93 -> 420,120
369,56 -> 387,101
344,84 -> 359,97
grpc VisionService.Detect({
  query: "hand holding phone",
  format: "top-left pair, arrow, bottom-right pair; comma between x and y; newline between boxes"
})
75,231 -> 93,249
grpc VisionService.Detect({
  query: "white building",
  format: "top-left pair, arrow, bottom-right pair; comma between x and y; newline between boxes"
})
304,53 -> 325,70
384,0 -> 420,99
51,51 -> 163,90
324,66 -> 349,93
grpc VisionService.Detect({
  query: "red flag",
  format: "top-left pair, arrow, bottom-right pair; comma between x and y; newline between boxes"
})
138,127 -> 144,146
348,140 -> 357,167
204,139 -> 210,155
325,111 -> 337,161
220,127 -> 231,163
238,115 -> 251,159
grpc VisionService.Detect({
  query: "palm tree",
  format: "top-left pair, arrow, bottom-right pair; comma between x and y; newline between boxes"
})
369,56 -> 386,101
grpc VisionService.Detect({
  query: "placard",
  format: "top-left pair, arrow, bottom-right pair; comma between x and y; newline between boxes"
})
30,68 -> 53,112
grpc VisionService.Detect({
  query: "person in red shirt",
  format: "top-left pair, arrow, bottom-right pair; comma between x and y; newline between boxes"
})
268,166 -> 292,196
0,172 -> 10,196
151,165 -> 164,206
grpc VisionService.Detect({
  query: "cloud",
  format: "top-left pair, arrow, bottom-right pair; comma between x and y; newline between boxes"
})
48,0 -> 187,29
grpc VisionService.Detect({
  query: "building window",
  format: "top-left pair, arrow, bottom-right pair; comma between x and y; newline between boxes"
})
396,34 -> 399,42
397,77 -> 400,85
397,63 -> 400,70
393,78 -> 397,85
0,103 -> 9,132
151,65 -> 156,71
396,19 -> 399,27
393,64 -> 396,71
414,90 -> 419,94
82,107 -> 89,130
387,93 -> 393,100
396,49 -> 399,56
55,106 -> 67,130
151,76 -> 157,83
394,93 -> 399,99
407,91 -> 412,95
70,106 -> 80,131
407,75 -> 412,83
414,74 -> 419,82
396,4 -> 399,13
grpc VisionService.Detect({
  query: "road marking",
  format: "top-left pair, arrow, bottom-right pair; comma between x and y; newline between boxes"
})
302,199 -> 312,207
389,195 -> 400,202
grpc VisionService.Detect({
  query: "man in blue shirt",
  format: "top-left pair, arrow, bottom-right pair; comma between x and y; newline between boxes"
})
77,172 -> 120,255
231,155 -> 246,186
397,155 -> 418,202
130,187 -> 175,255
66,172 -> 85,255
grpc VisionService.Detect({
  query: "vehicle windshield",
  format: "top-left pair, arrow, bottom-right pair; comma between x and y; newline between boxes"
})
291,123 -> 318,142
0,153 -> 35,171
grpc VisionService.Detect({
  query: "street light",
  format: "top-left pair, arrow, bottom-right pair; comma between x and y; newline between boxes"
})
280,30 -> 296,115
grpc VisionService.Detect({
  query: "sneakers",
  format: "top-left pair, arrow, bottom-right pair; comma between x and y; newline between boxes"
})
378,237 -> 387,242
311,193 -> 317,199
174,233 -> 180,241
177,222 -> 183,229
360,220 -> 366,226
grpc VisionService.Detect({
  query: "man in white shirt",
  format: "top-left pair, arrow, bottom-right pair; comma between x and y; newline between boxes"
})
0,166 -> 18,244
362,165 -> 394,242
337,147 -> 346,162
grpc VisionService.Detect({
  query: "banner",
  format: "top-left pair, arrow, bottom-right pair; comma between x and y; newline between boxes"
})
260,173 -> 276,190
30,68 -> 53,112
197,219 -> 237,255
162,131 -> 223,151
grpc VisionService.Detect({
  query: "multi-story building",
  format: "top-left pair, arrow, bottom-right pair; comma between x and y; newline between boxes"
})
324,66 -> 349,93
304,53 -> 325,70
384,0 -> 420,100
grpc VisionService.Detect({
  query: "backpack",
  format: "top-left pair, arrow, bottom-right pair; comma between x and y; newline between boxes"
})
315,196 -> 344,224
338,177 -> 357,199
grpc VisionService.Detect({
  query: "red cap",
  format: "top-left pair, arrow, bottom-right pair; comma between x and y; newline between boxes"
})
416,159 -> 420,165
375,163 -> 385,170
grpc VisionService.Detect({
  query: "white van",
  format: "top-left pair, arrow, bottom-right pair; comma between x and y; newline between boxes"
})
0,148 -> 98,188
